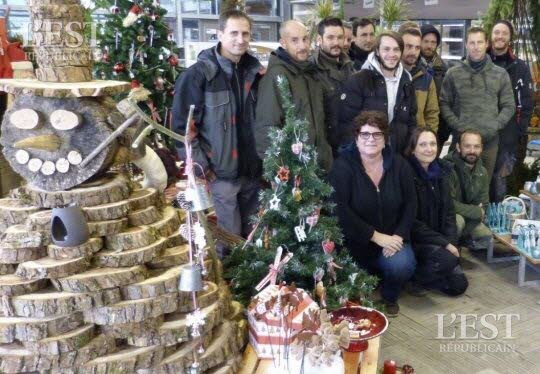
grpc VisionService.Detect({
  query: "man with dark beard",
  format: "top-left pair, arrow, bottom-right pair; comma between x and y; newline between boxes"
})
349,18 -> 375,70
338,31 -> 417,155
488,20 -> 534,202
445,130 -> 492,251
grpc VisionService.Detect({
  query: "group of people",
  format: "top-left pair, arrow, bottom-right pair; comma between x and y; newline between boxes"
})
172,9 -> 534,316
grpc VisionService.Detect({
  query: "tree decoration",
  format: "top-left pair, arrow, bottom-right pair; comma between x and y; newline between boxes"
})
224,76 -> 377,309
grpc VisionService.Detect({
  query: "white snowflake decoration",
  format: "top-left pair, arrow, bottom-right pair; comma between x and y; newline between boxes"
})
193,222 -> 207,250
186,308 -> 206,338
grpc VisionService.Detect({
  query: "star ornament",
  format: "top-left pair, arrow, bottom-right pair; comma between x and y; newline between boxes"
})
269,194 -> 281,210
277,166 -> 290,182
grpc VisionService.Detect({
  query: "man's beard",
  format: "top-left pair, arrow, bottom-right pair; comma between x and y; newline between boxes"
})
461,153 -> 478,165
376,54 -> 398,72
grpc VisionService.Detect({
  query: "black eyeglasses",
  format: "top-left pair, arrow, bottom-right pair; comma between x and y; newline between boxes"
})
358,131 -> 384,140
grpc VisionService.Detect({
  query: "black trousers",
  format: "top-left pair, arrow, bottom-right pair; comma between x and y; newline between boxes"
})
413,244 -> 468,296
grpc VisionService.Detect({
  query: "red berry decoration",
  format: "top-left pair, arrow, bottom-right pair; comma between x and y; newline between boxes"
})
131,80 -> 140,88
322,239 -> 335,255
113,62 -> 125,73
168,55 -> 179,67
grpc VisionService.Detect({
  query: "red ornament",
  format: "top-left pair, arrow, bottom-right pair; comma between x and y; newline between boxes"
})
383,360 -> 397,374
113,62 -> 125,73
322,239 -> 335,255
131,80 -> 140,88
168,55 -> 179,67
277,166 -> 290,182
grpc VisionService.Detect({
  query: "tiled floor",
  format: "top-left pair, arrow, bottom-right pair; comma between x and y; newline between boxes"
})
378,245 -> 540,374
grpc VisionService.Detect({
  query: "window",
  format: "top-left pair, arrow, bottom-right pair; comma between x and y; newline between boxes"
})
245,0 -> 274,16
251,22 -> 277,42
5,9 -> 30,43
159,0 -> 176,14
183,19 -> 199,42
181,0 -> 219,15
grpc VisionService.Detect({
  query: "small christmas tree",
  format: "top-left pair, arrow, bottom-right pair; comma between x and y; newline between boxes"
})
224,76 -> 377,310
92,0 -> 182,127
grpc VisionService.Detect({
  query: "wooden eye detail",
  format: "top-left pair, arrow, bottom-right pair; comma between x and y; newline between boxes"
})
50,110 -> 82,130
10,108 -> 41,130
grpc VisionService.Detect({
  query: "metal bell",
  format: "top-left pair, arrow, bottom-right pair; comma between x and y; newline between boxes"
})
184,183 -> 213,212
179,264 -> 204,292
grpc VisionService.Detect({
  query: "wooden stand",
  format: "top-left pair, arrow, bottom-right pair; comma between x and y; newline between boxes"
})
238,337 -> 380,374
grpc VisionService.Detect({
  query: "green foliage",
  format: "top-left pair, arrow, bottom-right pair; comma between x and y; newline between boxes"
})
376,0 -> 411,30
92,0 -> 183,125
305,0 -> 343,42
224,76 -> 378,310
479,0 -> 513,36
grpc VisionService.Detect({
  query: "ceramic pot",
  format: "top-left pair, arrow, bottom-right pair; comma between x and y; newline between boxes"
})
50,205 -> 89,247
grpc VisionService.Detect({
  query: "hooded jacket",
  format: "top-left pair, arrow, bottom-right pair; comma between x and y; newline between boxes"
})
488,48 -> 534,152
329,144 -> 417,262
255,48 -> 333,171
337,52 -> 417,154
444,151 -> 489,220
439,57 -> 515,142
409,157 -> 457,248
410,61 -> 440,132
348,42 -> 370,71
172,44 -> 265,180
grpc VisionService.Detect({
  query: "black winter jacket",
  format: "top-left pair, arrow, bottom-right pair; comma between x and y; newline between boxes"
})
409,157 -> 458,248
329,144 -> 417,262
348,42 -> 370,71
489,48 -> 535,152
337,59 -> 417,155
172,44 -> 265,179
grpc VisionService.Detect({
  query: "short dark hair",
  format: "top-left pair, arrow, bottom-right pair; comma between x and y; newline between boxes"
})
352,111 -> 390,142
352,18 -> 375,37
317,17 -> 344,37
401,27 -> 422,39
404,127 -> 438,157
374,31 -> 404,53
458,129 -> 483,145
398,21 -> 420,35
218,9 -> 252,31
343,21 -> 352,30
466,26 -> 487,42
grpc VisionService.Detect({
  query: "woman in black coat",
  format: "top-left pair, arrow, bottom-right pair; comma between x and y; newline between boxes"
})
405,127 -> 468,296
329,111 -> 417,316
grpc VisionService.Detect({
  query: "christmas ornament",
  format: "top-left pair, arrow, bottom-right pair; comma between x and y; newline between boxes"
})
179,264 -> 204,292
193,222 -> 206,250
277,166 -> 290,182
131,79 -> 140,88
109,0 -> 120,14
186,308 -> 206,337
315,280 -> 327,307
326,259 -> 343,284
294,219 -> 307,242
269,194 -> 280,210
322,239 -> 335,255
255,246 -> 293,291
113,62 -> 125,73
292,175 -> 302,201
168,32 -> 175,41
306,208 -> 320,232
255,237 -> 263,248
114,28 -> 120,50
168,54 -> 179,66
148,25 -> 155,47
291,142 -> 303,155
103,51 -> 110,62
122,4 -> 142,27
151,12 -> 160,21
158,53 -> 164,61
137,34 -> 146,42
154,76 -> 165,90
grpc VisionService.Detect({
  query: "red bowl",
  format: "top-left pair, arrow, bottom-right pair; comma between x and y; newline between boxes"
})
330,306 -> 389,352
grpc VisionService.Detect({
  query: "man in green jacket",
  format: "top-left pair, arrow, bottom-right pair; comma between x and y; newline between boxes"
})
440,26 -> 515,182
255,20 -> 333,171
445,130 -> 492,250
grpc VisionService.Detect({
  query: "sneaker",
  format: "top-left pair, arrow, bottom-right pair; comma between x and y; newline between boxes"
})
406,282 -> 427,297
384,302 -> 400,317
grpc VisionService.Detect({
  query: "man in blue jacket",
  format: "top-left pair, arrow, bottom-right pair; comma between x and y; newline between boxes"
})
172,10 -> 265,258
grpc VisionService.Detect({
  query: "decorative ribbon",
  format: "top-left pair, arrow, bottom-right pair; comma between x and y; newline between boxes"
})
255,246 -> 293,291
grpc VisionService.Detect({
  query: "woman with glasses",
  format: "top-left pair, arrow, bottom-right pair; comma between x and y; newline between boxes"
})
329,110 -> 417,317
405,127 -> 468,296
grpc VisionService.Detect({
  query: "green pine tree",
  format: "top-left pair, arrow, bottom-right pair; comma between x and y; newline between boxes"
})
92,0 -> 182,127
224,76 -> 378,310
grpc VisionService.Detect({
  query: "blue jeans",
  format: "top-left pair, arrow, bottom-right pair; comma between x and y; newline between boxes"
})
366,243 -> 416,303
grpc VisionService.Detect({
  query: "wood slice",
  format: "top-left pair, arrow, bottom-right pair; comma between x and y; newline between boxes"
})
0,225 -> 44,248
47,237 -> 103,260
95,237 -> 167,268
35,66 -> 93,83
16,256 -> 89,280
83,200 -> 130,222
80,345 -> 164,374
121,267 -> 181,300
26,210 -> 52,231
52,265 -> 147,293
178,281 -> 220,313
128,188 -> 158,211
0,343 -> 54,373
23,324 -> 94,355
83,293 -> 178,325
206,355 -> 244,374
0,264 -> 17,275
105,225 -> 159,252
0,312 -> 83,343
54,333 -> 116,369
35,47 -> 90,67
147,244 -> 189,270
24,174 -> 130,209
149,207 -> 181,238
228,301 -> 244,322
88,217 -> 128,237
0,274 -> 48,296
9,108 -> 41,130
99,316 -> 163,339
88,287 -> 122,308
0,199 -> 40,233
10,290 -> 94,317
0,244 -> 46,264
128,296 -> 226,347
128,205 -> 162,226
164,231 -> 186,248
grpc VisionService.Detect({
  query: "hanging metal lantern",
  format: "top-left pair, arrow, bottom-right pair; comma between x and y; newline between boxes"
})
179,264 -> 204,292
184,182 -> 213,212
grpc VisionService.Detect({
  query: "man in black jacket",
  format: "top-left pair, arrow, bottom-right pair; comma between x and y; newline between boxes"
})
488,20 -> 535,202
172,10 -> 265,258
349,18 -> 375,70
338,31 -> 417,154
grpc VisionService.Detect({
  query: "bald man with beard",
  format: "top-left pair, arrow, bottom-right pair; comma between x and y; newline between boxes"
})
254,20 -> 333,171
